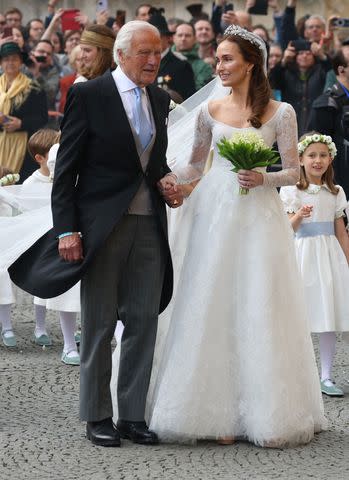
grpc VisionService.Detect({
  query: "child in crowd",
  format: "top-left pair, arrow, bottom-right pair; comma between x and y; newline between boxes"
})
280,132 -> 349,397
0,167 -> 20,346
24,129 -> 81,365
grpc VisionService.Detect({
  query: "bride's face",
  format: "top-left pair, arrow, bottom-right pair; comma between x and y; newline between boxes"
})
216,40 -> 253,88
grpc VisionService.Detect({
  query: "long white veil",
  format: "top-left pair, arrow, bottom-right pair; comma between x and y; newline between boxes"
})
167,77 -> 230,172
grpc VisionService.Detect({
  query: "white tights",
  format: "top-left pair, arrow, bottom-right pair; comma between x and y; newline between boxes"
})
59,311 -> 77,354
319,332 -> 336,382
0,304 -> 12,332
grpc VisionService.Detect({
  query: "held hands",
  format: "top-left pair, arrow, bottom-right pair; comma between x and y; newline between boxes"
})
237,170 -> 264,190
157,174 -> 183,208
58,233 -> 84,262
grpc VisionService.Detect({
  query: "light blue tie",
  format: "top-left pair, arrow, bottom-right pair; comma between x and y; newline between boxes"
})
134,87 -> 152,150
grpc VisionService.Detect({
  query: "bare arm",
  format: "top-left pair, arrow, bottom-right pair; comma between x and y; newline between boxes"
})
335,217 -> 349,263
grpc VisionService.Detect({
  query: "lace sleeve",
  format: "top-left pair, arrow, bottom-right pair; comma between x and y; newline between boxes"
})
173,104 -> 212,183
262,103 -> 300,188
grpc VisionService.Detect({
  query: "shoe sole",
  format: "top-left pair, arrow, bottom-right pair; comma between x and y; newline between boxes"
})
118,432 -> 158,445
86,432 -> 121,447
321,391 -> 344,397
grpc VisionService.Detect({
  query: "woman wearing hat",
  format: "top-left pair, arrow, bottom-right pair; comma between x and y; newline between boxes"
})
0,42 -> 48,181
77,24 -> 115,83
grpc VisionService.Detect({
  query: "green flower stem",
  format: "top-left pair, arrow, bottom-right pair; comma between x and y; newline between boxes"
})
239,187 -> 249,195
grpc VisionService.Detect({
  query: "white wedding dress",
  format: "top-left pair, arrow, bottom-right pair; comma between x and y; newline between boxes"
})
112,101 -> 327,447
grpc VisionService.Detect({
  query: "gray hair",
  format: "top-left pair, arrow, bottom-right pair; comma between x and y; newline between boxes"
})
305,15 -> 326,27
113,20 -> 160,64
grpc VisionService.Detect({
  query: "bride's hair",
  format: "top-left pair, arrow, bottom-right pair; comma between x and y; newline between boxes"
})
222,35 -> 271,128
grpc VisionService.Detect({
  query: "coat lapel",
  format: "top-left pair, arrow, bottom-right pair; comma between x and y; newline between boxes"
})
146,85 -> 163,163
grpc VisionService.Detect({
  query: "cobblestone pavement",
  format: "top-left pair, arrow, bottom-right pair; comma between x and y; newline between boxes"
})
1,294 -> 348,480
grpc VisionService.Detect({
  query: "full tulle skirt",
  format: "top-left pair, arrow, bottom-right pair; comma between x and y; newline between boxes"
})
112,165 -> 327,447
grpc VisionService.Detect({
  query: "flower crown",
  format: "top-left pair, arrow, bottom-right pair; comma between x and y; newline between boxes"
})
0,173 -> 20,186
298,133 -> 337,158
224,25 -> 268,73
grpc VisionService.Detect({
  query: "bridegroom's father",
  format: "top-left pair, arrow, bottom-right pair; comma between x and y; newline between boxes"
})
9,21 -> 182,446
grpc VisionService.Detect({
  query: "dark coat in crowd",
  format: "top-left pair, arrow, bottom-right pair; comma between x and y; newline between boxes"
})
269,59 -> 332,136
155,49 -> 196,101
307,81 -> 349,197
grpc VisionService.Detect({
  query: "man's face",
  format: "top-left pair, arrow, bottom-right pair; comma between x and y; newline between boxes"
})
304,18 -> 325,43
5,13 -> 21,28
64,32 -> 81,54
29,20 -> 44,42
174,24 -> 195,52
342,45 -> 349,64
34,42 -> 54,67
0,15 -> 6,34
195,20 -> 214,45
135,6 -> 151,22
118,30 -> 161,87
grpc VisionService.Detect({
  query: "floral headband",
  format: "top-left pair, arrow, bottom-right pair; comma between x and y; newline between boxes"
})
298,133 -> 337,158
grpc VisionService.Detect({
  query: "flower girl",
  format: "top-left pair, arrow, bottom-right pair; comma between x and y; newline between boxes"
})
280,132 -> 349,396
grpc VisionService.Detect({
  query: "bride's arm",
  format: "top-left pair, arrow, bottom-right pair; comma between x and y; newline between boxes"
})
173,105 -> 213,184
262,103 -> 300,188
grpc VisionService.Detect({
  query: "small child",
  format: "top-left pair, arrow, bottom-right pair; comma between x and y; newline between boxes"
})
25,129 -> 81,365
0,167 -> 19,346
280,132 -> 349,397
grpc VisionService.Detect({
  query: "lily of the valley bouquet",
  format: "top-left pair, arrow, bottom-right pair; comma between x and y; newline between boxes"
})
217,131 -> 280,195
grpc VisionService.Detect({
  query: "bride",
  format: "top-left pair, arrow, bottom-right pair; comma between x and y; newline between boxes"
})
112,25 -> 327,447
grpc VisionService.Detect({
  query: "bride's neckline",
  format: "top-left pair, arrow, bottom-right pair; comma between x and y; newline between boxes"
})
206,102 -> 284,130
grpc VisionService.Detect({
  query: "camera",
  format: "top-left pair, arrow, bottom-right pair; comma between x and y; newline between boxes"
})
34,55 -> 47,63
223,3 -> 234,13
291,40 -> 311,52
333,18 -> 349,28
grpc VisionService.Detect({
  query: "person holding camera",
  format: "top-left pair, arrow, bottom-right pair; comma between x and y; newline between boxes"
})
308,51 -> 349,197
0,42 -> 48,181
28,39 -> 60,126
269,39 -> 331,135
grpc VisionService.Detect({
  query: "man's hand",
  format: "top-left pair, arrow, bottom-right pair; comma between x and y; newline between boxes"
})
311,41 -> 326,61
282,42 -> 296,65
58,233 -> 84,262
221,10 -> 237,26
157,174 -> 183,208
96,9 -> 109,25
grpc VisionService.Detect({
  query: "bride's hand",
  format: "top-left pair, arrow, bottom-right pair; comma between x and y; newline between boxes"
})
237,170 -> 264,189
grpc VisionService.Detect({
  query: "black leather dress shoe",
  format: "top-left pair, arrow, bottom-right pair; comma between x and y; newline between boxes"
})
116,420 -> 159,445
86,417 -> 121,447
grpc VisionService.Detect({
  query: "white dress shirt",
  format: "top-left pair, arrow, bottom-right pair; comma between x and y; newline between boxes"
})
112,67 -> 153,134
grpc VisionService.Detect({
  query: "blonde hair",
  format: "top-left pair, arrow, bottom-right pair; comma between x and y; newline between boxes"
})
297,131 -> 339,195
27,129 -> 61,160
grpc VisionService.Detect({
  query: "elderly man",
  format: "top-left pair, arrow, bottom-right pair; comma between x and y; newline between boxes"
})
173,22 -> 213,90
9,21 -> 182,447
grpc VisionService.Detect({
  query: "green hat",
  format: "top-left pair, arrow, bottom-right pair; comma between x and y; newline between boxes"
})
0,42 -> 23,60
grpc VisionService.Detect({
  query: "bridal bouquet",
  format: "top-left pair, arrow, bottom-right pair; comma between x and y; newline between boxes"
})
216,131 -> 280,195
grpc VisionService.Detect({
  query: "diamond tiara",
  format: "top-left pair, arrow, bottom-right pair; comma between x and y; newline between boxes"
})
223,24 -> 268,73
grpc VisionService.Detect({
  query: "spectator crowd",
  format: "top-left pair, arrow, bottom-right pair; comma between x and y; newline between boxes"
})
0,0 -> 348,187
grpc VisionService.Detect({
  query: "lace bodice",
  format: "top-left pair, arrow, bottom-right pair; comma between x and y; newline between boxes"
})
175,102 -> 300,188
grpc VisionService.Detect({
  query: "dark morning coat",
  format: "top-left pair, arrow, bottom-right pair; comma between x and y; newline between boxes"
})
9,70 -> 174,313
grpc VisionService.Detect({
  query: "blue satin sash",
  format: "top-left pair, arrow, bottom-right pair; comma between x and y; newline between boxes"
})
296,221 -> 334,238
